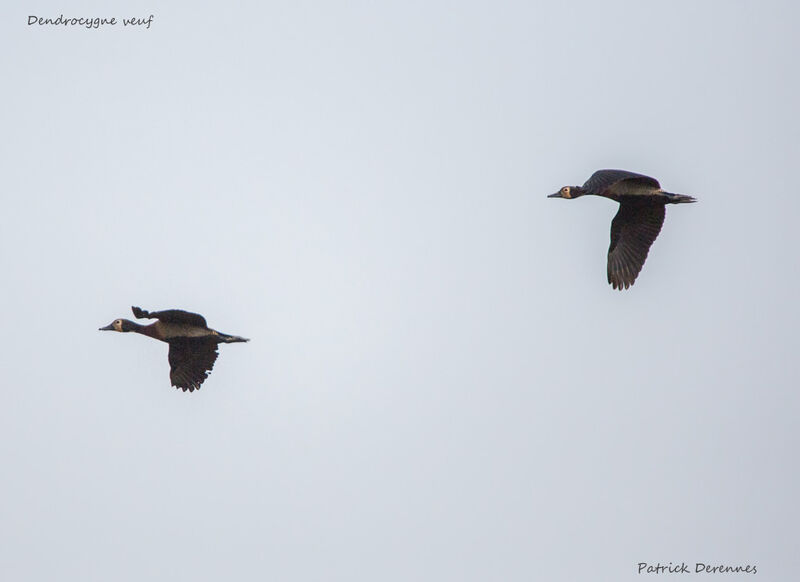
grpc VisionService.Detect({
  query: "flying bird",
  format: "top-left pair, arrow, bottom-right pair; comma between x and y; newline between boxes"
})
99,306 -> 249,392
548,169 -> 696,289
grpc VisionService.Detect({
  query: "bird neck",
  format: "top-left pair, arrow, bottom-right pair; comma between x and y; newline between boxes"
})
122,320 -> 159,338
570,187 -> 587,199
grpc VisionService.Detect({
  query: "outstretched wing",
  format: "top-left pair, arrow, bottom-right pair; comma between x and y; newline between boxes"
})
132,306 -> 207,328
607,202 -> 665,290
167,338 -> 219,392
583,169 -> 660,195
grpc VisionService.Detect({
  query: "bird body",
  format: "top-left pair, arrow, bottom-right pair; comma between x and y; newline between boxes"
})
580,169 -> 661,199
100,306 -> 248,392
549,170 -> 696,289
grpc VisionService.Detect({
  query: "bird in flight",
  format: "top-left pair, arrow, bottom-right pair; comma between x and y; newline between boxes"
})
548,169 -> 696,289
99,306 -> 249,392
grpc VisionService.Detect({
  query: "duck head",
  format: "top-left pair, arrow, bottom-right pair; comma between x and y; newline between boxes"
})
548,185 -> 585,200
99,318 -> 137,332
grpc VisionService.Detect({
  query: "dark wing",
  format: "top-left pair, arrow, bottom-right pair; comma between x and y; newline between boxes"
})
132,306 -> 207,328
607,202 -> 665,290
583,169 -> 660,195
167,338 -> 219,392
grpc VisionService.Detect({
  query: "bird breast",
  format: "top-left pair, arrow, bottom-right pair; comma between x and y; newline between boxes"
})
610,182 -> 658,196
156,321 -> 215,340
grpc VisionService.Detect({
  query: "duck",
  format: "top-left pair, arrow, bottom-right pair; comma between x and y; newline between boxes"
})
548,169 -> 696,289
99,306 -> 249,392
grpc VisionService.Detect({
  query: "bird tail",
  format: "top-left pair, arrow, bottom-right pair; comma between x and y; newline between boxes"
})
217,332 -> 249,343
662,191 -> 697,204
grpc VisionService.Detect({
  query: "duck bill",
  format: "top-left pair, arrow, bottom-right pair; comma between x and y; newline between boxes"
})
547,191 -> 564,198
99,323 -> 115,331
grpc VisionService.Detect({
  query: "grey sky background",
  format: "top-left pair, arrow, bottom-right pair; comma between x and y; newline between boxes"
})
2,1 -> 798,580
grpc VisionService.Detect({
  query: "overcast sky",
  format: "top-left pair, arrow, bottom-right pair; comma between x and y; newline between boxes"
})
2,1 -> 798,580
